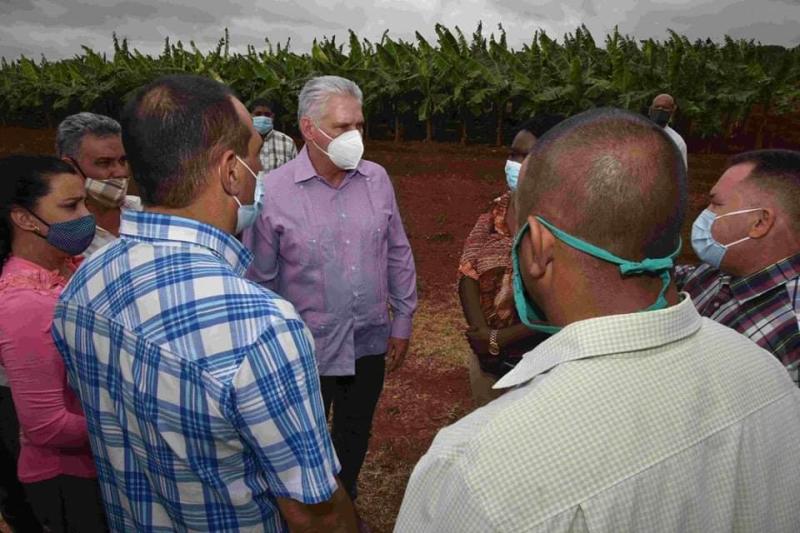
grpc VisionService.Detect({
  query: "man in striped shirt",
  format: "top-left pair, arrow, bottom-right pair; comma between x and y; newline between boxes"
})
250,99 -> 298,172
677,149 -> 800,376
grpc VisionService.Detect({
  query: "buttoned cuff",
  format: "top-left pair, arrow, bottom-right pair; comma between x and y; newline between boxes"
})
391,315 -> 413,339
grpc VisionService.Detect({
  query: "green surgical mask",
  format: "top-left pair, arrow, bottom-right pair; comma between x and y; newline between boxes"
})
511,216 -> 681,334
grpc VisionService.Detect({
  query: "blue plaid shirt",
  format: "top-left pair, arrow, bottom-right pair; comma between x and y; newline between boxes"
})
52,210 -> 340,532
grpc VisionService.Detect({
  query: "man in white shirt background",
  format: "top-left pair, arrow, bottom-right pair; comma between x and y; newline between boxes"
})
649,93 -> 688,169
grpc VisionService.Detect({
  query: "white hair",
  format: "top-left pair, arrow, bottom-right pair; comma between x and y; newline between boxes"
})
56,112 -> 121,158
297,75 -> 363,124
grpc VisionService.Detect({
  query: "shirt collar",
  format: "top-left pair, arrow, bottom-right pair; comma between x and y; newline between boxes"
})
119,210 -> 253,276
292,144 -> 366,184
730,252 -> 800,303
494,294 -> 703,389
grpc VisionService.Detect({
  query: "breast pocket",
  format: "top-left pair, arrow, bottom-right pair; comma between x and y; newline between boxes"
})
280,227 -> 314,267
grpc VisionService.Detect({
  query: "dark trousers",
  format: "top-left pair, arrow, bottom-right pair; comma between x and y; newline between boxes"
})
24,475 -> 108,533
0,386 -> 42,533
320,354 -> 385,500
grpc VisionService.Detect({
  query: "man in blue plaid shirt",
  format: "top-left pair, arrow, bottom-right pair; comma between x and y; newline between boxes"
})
52,75 -> 356,532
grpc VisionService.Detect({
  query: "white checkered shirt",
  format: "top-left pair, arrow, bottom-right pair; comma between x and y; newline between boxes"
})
53,210 -> 339,532
258,130 -> 297,172
396,295 -> 800,532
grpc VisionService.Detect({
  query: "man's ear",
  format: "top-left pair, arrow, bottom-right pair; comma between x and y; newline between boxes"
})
299,116 -> 315,142
9,207 -> 41,234
524,215 -> 556,281
749,208 -> 775,239
216,148 -> 240,197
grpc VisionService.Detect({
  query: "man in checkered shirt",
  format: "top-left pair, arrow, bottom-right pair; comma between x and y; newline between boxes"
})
676,150 -> 800,380
52,75 -> 356,532
56,112 -> 143,257
396,108 -> 800,532
249,99 -> 298,173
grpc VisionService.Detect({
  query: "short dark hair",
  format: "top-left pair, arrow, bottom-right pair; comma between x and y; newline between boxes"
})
516,107 -> 686,259
728,149 -> 800,231
249,98 -> 273,112
121,74 -> 250,208
0,155 -> 76,268
518,114 -> 566,139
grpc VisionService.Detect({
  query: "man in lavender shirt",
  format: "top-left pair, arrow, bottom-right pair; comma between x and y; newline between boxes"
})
242,76 -> 418,506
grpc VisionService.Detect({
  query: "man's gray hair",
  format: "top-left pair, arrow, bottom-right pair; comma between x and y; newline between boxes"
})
56,112 -> 122,158
297,76 -> 363,123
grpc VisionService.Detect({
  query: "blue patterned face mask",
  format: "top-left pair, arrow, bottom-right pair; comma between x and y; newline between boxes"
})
28,210 -> 96,256
511,216 -> 681,334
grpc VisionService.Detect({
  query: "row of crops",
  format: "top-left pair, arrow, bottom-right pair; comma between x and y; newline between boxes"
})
1,24 -> 798,146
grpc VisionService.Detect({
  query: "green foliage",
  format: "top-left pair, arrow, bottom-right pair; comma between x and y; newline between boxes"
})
1,25 -> 798,145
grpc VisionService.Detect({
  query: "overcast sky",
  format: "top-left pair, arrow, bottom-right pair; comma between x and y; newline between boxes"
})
1,0 -> 798,61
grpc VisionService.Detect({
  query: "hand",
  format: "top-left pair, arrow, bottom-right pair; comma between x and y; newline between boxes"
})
465,327 -> 491,356
386,337 -> 410,373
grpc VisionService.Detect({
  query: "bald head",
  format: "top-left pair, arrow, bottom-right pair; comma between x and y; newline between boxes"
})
652,94 -> 676,112
516,107 -> 687,260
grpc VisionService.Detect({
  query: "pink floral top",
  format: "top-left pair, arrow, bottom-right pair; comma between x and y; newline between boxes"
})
0,256 -> 96,483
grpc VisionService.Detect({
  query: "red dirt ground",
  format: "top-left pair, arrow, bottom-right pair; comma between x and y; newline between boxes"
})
0,125 -> 790,532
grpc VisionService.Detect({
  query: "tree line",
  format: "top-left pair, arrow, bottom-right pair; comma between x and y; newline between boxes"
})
1,24 -> 798,147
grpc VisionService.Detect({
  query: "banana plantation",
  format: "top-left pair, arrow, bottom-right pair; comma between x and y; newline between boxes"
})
1,24 -> 798,146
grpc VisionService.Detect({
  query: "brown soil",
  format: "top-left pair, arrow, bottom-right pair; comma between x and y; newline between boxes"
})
0,125 -> 782,532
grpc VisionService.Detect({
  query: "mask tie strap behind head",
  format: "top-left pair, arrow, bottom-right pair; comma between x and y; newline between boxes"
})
512,217 -> 682,334
535,216 -> 681,311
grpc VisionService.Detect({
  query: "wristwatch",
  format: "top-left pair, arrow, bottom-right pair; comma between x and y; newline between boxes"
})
488,329 -> 501,356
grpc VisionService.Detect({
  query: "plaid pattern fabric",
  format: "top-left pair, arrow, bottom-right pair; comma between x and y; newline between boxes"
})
258,130 -> 297,172
676,253 -> 800,372
396,296 -> 800,532
52,210 -> 339,532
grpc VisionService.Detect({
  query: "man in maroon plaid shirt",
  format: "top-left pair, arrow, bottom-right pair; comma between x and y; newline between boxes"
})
676,149 -> 800,381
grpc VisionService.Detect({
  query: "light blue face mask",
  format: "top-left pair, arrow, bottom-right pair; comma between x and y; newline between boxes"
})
690,208 -> 760,270
253,116 -> 273,136
511,216 -> 682,334
233,156 -> 265,234
505,160 -> 522,191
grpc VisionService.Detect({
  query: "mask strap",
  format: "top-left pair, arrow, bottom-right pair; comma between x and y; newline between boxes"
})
25,208 -> 50,229
723,236 -> 751,249
535,216 -> 681,312
66,157 -> 88,180
235,156 -> 258,182
715,207 -> 763,220
511,224 -> 562,334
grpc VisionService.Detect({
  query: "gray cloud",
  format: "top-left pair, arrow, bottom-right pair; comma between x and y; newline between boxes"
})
1,0 -> 798,61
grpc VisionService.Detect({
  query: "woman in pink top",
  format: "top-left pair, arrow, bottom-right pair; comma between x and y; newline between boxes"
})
0,155 -> 107,532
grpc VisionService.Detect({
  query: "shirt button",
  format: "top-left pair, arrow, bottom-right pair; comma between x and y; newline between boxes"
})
345,240 -> 350,244
351,266 -> 356,271
341,213 -> 346,218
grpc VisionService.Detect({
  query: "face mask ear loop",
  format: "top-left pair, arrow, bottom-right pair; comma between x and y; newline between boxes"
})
511,223 -> 563,335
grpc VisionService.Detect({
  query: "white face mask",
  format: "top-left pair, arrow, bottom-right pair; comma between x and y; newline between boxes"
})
232,156 -> 264,234
313,124 -> 364,170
